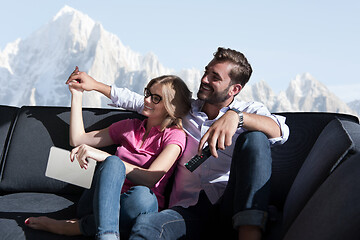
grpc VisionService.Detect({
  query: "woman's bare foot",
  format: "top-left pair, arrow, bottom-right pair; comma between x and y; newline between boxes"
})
25,216 -> 82,236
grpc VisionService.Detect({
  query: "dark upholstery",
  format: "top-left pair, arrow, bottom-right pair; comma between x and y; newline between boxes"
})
0,106 -> 359,240
0,106 -> 145,240
269,112 -> 358,209
282,119 -> 360,234
0,192 -> 87,240
0,106 -> 139,194
0,105 -> 19,178
283,152 -> 360,240
265,113 -> 359,240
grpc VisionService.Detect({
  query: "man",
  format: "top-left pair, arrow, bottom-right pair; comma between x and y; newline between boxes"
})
67,47 -> 289,240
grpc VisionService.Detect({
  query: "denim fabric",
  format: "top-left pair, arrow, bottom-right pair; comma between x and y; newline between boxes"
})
130,131 -> 272,239
77,156 -> 158,239
223,131 -> 271,230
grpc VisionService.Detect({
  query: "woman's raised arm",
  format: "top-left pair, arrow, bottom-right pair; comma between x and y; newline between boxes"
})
68,83 -> 114,148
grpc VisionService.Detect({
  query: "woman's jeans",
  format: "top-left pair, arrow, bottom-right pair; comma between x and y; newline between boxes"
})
77,156 -> 158,240
130,131 -> 272,240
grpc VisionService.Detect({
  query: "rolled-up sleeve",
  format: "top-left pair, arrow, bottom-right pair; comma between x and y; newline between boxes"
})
232,100 -> 290,146
109,85 -> 144,114
268,114 -> 289,145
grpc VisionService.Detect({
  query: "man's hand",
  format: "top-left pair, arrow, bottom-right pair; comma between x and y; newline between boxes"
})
66,66 -> 98,91
65,66 -> 111,99
198,110 -> 239,158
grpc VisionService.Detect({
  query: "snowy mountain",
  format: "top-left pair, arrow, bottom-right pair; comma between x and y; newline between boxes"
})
238,73 -> 357,116
0,6 -> 201,108
0,6 -> 358,118
348,100 -> 360,117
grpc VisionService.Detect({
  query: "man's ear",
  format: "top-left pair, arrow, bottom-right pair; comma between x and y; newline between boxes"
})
229,84 -> 242,96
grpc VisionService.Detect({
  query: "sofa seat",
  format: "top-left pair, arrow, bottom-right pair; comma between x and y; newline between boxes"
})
0,192 -> 88,240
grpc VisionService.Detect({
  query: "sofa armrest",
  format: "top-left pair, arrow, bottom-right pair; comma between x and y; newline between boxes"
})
269,112 -> 358,209
282,118 -> 360,234
283,151 -> 360,240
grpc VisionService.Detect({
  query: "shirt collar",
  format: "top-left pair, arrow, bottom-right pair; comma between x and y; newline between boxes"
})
191,98 -> 240,119
141,118 -> 163,133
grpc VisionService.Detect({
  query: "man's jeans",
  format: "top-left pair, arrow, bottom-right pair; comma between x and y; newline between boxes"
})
130,131 -> 272,240
77,156 -> 158,240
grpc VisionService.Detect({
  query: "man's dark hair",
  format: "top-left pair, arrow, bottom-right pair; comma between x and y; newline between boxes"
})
213,47 -> 252,87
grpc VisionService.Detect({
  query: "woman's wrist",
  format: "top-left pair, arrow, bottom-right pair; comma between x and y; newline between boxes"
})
71,90 -> 83,98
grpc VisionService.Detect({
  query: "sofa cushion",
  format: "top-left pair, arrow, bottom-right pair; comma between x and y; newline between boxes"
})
283,151 -> 360,240
282,118 -> 360,233
0,192 -> 90,240
0,106 -> 142,194
269,112 -> 358,209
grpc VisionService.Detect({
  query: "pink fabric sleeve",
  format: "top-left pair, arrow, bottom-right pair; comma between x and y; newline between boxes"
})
162,128 -> 187,157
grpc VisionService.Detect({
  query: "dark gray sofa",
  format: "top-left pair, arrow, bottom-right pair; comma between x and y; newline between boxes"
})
1,105 -> 359,240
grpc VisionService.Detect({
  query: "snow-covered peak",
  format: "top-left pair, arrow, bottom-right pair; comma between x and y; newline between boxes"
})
283,73 -> 357,114
50,6 -> 97,51
286,73 -> 327,105
53,5 -> 84,22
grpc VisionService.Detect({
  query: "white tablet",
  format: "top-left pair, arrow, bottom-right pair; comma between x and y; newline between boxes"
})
45,146 -> 96,189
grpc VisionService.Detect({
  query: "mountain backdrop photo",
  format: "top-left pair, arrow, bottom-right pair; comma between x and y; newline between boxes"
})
1,4 -> 359,117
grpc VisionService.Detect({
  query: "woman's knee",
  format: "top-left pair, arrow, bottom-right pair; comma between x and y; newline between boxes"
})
122,186 -> 158,213
94,155 -> 126,186
120,186 -> 158,231
99,155 -> 126,173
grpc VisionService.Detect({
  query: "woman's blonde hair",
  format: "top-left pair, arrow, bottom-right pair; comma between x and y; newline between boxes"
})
146,75 -> 192,131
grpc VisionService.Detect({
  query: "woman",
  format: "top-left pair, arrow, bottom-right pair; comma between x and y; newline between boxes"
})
25,68 -> 192,240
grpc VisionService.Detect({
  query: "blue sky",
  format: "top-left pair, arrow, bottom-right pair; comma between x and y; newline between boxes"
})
1,0 -> 359,102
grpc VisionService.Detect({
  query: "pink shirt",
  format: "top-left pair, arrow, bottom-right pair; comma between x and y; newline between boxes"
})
108,118 -> 186,209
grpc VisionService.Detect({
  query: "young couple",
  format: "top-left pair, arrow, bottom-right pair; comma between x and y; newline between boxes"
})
26,47 -> 289,240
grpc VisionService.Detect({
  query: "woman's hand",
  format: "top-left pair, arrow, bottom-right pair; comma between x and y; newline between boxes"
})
69,80 -> 84,95
67,67 -> 84,95
70,144 -> 111,169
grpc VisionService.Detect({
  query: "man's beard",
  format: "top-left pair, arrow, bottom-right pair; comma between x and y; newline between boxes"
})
197,83 -> 231,104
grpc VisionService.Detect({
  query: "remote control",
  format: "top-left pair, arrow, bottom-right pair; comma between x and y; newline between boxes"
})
185,146 -> 212,172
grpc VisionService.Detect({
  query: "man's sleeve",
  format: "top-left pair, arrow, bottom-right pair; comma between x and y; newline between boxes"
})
109,85 -> 144,114
267,114 -> 289,145
241,101 -> 290,145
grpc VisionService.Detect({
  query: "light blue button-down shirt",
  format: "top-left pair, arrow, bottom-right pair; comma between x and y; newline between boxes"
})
110,86 -> 289,208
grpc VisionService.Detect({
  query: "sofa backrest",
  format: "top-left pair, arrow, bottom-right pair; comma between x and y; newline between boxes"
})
270,112 -> 359,209
0,106 -> 143,195
0,105 -> 19,177
1,106 -> 358,205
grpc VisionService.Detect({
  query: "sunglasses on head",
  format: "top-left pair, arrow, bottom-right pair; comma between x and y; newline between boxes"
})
144,88 -> 162,104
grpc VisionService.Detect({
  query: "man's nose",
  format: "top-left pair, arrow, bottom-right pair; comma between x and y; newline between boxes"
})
201,74 -> 209,84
